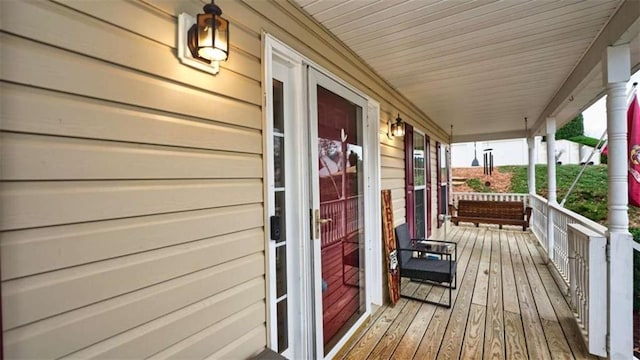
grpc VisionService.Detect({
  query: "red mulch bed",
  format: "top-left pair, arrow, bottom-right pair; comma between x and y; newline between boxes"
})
452,167 -> 513,193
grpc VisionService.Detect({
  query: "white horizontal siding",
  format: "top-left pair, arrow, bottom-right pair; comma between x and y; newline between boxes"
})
2,204 -> 263,280
1,84 -> 262,154
4,256 -> 264,359
1,179 -> 262,230
1,133 -> 262,180
1,0 -> 267,358
4,228 -> 264,328
0,33 -> 261,130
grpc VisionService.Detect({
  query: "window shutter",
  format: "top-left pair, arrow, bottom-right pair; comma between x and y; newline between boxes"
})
404,123 -> 414,237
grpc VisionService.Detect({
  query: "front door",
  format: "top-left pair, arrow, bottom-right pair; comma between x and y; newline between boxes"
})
308,68 -> 368,357
266,41 -> 379,358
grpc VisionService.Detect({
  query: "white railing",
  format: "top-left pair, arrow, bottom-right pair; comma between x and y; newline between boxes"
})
320,196 -> 361,247
548,203 -> 607,290
567,224 -> 607,357
451,192 -> 529,206
530,194 -> 548,251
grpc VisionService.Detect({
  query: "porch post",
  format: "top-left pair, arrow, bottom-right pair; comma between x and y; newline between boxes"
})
604,44 -> 632,359
546,117 -> 557,261
527,136 -> 536,195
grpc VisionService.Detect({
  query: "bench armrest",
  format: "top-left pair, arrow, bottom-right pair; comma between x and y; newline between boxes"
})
524,206 -> 533,225
448,204 -> 457,216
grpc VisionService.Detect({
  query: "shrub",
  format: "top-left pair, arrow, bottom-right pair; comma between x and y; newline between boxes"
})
632,228 -> 640,311
556,114 -> 584,140
466,178 -> 491,192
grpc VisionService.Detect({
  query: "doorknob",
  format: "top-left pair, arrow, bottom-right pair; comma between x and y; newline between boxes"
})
314,209 -> 332,239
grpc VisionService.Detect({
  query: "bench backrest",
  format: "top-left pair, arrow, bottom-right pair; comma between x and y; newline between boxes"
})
457,200 -> 524,220
395,223 -> 412,267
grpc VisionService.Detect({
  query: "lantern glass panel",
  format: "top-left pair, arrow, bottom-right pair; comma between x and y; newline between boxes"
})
196,13 -> 228,61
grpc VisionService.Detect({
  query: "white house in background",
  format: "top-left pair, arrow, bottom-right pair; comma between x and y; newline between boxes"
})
452,137 -> 601,167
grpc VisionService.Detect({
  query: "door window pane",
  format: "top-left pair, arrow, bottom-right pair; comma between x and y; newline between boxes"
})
415,189 -> 426,239
273,79 -> 284,133
274,136 -> 285,187
277,298 -> 289,353
414,132 -> 425,186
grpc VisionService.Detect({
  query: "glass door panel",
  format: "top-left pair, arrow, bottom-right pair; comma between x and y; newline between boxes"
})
269,68 -> 292,357
309,69 -> 368,357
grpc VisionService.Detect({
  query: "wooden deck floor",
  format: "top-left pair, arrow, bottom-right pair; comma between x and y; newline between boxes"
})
337,225 -> 595,360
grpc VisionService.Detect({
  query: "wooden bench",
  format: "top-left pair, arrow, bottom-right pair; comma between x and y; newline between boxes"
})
448,200 -> 532,231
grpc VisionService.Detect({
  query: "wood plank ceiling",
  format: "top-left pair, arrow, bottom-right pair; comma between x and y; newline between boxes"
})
293,0 -> 624,140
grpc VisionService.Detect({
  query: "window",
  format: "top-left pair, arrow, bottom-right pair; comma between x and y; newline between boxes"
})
405,125 -> 430,238
413,131 -> 426,239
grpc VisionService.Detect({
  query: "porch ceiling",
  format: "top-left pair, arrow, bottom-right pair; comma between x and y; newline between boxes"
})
293,0 -> 639,142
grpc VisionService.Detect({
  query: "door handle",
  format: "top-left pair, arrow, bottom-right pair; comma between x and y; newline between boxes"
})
314,209 -> 332,239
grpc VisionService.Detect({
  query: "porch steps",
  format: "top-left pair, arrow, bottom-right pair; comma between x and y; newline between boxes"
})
452,176 -> 467,186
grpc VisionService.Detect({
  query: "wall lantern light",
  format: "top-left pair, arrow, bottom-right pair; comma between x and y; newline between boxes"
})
178,0 -> 229,75
387,113 -> 405,139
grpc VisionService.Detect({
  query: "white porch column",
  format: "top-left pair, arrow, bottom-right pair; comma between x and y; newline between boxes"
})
604,44 -> 633,359
527,136 -> 536,195
546,117 -> 557,261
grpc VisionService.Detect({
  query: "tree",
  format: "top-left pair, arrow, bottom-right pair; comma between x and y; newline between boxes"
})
556,114 -> 584,140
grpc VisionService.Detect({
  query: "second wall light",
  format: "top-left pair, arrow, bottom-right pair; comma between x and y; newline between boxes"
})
388,114 -> 405,139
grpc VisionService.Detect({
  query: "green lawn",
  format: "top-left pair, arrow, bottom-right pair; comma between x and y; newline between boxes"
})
501,164 -> 610,223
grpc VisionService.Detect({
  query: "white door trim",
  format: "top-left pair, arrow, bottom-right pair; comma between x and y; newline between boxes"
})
264,33 -> 382,359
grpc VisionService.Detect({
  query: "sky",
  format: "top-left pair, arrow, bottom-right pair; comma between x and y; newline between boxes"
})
583,70 -> 640,138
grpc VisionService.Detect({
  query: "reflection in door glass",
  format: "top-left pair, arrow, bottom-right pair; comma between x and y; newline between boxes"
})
277,299 -> 288,352
272,79 -> 288,354
316,85 -> 366,354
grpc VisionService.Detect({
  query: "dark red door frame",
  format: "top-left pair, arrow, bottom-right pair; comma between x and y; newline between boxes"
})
426,135 -> 432,237
436,141 -> 442,228
404,123 -> 415,237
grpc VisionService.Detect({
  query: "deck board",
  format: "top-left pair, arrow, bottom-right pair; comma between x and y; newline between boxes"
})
340,225 -> 597,360
501,230 -> 520,314
472,229 -> 492,306
460,304 -> 486,359
484,230 -> 505,360
436,229 -> 485,360
413,227 -> 479,359
509,231 -> 552,360
504,310 -> 529,360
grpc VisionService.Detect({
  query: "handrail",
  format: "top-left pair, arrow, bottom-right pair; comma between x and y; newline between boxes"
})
549,202 -> 607,235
